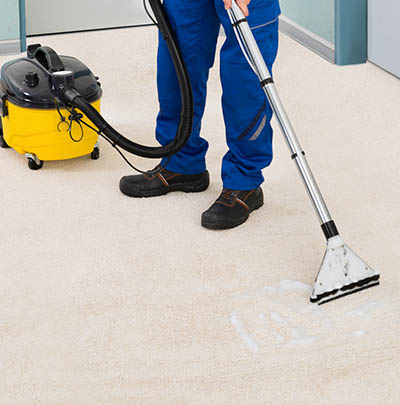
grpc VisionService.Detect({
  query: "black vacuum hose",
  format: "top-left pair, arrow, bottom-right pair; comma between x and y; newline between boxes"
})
62,0 -> 193,159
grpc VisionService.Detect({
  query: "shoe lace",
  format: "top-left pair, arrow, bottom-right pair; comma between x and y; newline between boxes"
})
221,189 -> 239,203
149,164 -> 163,173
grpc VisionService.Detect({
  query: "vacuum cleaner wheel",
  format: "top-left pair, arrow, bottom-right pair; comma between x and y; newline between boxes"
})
90,146 -> 100,160
27,158 -> 44,170
26,153 -> 44,170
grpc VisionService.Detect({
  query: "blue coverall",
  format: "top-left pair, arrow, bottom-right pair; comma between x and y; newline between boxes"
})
156,0 -> 281,190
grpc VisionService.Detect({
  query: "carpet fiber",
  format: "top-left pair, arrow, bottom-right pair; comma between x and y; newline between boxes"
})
1,26 -> 399,404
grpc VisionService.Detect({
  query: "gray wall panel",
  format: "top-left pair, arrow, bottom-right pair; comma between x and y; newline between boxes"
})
26,0 -> 151,35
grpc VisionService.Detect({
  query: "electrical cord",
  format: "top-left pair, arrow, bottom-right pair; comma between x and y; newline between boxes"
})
143,0 -> 158,26
55,98 -> 84,142
79,117 -> 175,175
55,97 -> 175,174
227,10 -> 257,74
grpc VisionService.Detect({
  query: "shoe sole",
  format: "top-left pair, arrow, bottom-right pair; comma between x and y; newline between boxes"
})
201,194 -> 264,230
120,177 -> 209,198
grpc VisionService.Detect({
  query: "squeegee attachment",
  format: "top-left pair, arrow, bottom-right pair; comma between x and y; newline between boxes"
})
227,2 -> 380,304
310,236 -> 380,305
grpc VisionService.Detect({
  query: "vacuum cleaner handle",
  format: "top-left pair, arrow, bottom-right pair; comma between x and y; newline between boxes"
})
33,46 -> 65,73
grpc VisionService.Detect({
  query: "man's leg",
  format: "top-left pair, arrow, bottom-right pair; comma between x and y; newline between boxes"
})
217,0 -> 280,189
120,0 -> 220,198
156,0 -> 220,175
202,0 -> 280,229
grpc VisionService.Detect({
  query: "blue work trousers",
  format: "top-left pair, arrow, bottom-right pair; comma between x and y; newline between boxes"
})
156,0 -> 280,190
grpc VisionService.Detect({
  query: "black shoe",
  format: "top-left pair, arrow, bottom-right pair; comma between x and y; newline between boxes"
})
119,165 -> 210,198
201,187 -> 264,230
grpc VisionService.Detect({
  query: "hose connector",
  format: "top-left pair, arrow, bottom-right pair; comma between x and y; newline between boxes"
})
59,87 -> 82,107
51,70 -> 75,100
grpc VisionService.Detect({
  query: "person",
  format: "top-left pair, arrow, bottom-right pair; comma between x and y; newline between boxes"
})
120,0 -> 281,230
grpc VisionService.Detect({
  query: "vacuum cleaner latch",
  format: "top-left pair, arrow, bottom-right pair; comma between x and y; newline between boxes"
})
0,90 -> 8,117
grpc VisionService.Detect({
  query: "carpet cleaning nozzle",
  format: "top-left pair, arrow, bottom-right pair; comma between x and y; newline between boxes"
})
310,236 -> 380,305
228,1 -> 380,304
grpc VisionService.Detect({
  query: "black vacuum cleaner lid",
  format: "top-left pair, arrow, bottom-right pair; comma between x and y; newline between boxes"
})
0,52 -> 102,109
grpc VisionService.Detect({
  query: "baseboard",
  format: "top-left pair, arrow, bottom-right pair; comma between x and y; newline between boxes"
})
0,40 -> 21,56
279,15 -> 335,64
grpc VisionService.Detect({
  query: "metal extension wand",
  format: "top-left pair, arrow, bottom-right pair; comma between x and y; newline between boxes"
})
228,2 -> 336,239
228,1 -> 380,304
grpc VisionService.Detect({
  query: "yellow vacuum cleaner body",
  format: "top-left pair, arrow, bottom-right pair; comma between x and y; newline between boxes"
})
0,45 -> 102,169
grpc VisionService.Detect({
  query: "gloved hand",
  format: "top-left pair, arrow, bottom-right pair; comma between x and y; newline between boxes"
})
223,0 -> 251,16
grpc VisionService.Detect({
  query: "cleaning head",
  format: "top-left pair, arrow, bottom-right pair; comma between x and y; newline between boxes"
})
310,236 -> 380,305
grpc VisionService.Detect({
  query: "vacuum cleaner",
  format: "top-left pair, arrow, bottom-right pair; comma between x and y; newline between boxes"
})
0,0 -> 379,304
0,45 -> 102,169
0,0 -> 193,170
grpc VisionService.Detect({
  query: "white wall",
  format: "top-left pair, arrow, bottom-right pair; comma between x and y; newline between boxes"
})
26,0 -> 151,35
368,0 -> 400,78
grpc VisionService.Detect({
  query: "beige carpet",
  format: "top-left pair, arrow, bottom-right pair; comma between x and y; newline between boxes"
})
1,25 -> 399,404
